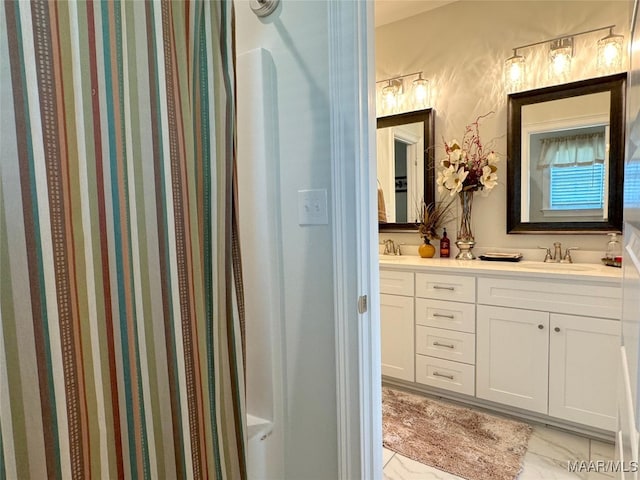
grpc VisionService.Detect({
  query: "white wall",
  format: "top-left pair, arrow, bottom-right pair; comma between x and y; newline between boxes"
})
376,0 -> 631,258
235,2 -> 338,478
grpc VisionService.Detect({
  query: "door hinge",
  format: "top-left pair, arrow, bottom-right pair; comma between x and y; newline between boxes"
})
358,295 -> 368,314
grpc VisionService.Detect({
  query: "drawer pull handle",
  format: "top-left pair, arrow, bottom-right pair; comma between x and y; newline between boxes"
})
433,285 -> 455,291
433,312 -> 455,319
433,372 -> 454,380
554,327 -> 560,332
538,324 -> 544,330
433,341 -> 455,349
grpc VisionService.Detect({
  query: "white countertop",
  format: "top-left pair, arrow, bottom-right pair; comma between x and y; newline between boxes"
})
379,255 -> 622,284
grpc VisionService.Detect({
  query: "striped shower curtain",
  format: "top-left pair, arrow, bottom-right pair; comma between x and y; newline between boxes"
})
0,1 -> 246,479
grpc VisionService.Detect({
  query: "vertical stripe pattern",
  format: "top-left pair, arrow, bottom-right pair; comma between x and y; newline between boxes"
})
0,1 -> 246,479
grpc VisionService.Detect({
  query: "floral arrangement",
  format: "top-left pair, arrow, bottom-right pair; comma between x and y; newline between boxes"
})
437,113 -> 499,196
417,198 -> 455,240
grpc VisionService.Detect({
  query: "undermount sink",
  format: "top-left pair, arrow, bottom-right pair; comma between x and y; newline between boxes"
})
519,262 -> 596,272
379,255 -> 417,262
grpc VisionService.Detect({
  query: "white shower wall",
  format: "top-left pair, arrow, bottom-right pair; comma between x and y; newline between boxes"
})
237,47 -> 284,480
235,1 -> 340,479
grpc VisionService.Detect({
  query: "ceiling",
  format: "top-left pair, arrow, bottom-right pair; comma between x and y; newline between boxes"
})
375,0 -> 458,27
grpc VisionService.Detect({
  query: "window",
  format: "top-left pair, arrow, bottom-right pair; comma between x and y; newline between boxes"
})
625,160 -> 640,208
533,126 -> 609,220
550,163 -> 605,210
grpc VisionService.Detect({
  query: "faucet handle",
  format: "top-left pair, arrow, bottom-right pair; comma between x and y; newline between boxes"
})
562,247 -> 579,263
538,246 -> 553,262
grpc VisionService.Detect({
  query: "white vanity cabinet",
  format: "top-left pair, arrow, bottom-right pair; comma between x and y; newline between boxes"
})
379,257 -> 622,434
380,270 -> 415,381
477,276 -> 620,431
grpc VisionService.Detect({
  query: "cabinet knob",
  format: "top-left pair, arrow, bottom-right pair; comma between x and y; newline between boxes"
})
554,327 -> 560,332
538,324 -> 544,330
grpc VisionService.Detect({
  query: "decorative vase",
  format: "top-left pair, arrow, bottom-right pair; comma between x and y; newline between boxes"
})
455,190 -> 476,260
419,237 -> 436,258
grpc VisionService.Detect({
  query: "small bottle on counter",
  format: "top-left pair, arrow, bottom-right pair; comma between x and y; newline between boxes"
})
440,228 -> 450,258
605,232 -> 622,265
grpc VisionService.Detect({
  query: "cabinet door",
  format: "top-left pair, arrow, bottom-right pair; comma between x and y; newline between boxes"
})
477,305 -> 549,414
380,294 -> 414,381
549,313 -> 618,431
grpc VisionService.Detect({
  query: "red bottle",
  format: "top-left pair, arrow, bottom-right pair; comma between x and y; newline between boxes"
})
440,228 -> 450,258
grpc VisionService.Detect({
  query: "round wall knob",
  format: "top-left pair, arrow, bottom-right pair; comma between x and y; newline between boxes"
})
538,324 -> 544,329
554,327 -> 560,332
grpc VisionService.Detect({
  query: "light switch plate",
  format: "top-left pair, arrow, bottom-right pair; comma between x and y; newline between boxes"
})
298,189 -> 328,225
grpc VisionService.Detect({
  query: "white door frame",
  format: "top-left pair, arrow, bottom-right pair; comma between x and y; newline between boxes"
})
328,1 -> 381,479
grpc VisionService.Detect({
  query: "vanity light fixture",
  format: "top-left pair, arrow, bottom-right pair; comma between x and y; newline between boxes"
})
376,71 -> 430,114
505,25 -> 624,92
598,27 -> 624,73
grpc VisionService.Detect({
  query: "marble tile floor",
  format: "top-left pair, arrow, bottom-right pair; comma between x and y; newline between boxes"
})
383,424 -> 615,480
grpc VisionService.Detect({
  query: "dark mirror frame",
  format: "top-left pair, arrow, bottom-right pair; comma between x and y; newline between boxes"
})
507,73 -> 626,234
377,108 -> 435,231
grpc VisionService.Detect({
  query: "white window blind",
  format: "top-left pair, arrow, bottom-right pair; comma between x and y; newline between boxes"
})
550,163 -> 605,210
625,160 -> 640,207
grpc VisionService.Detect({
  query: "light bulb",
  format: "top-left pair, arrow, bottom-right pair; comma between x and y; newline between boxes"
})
509,62 -> 523,82
552,51 -> 570,75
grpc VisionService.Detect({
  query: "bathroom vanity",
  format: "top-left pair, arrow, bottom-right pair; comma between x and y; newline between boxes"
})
380,256 -> 622,435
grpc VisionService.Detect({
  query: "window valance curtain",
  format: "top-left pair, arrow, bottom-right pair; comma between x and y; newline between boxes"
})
538,132 -> 606,167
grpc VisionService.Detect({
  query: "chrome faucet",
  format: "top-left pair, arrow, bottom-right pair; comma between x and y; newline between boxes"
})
383,239 -> 400,255
538,243 -> 579,263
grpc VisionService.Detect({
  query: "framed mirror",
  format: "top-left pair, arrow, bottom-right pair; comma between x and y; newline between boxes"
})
507,73 -> 626,233
377,109 -> 435,231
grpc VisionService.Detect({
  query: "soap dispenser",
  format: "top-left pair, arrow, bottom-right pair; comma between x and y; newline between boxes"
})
605,233 -> 622,266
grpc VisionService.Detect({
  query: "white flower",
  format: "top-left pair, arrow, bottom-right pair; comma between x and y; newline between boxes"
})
487,151 -> 499,166
444,167 -> 468,195
448,147 -> 462,164
480,165 -> 498,190
436,165 -> 453,194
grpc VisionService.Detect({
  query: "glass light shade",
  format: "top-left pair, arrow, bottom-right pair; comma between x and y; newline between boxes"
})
598,32 -> 624,73
382,84 -> 398,110
412,76 -> 429,106
382,78 -> 403,112
504,53 -> 526,92
549,39 -> 573,80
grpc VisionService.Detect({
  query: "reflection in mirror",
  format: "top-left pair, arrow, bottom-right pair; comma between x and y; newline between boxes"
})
521,92 -> 610,223
507,73 -> 625,233
377,109 -> 435,230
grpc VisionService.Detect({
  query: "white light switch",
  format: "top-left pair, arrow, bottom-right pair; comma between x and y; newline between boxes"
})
298,189 -> 328,225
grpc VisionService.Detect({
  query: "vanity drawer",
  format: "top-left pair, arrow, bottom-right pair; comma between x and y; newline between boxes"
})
415,355 -> 475,396
416,326 -> 475,364
477,277 -> 622,319
415,273 -> 475,303
380,269 -> 414,296
415,298 -> 475,333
